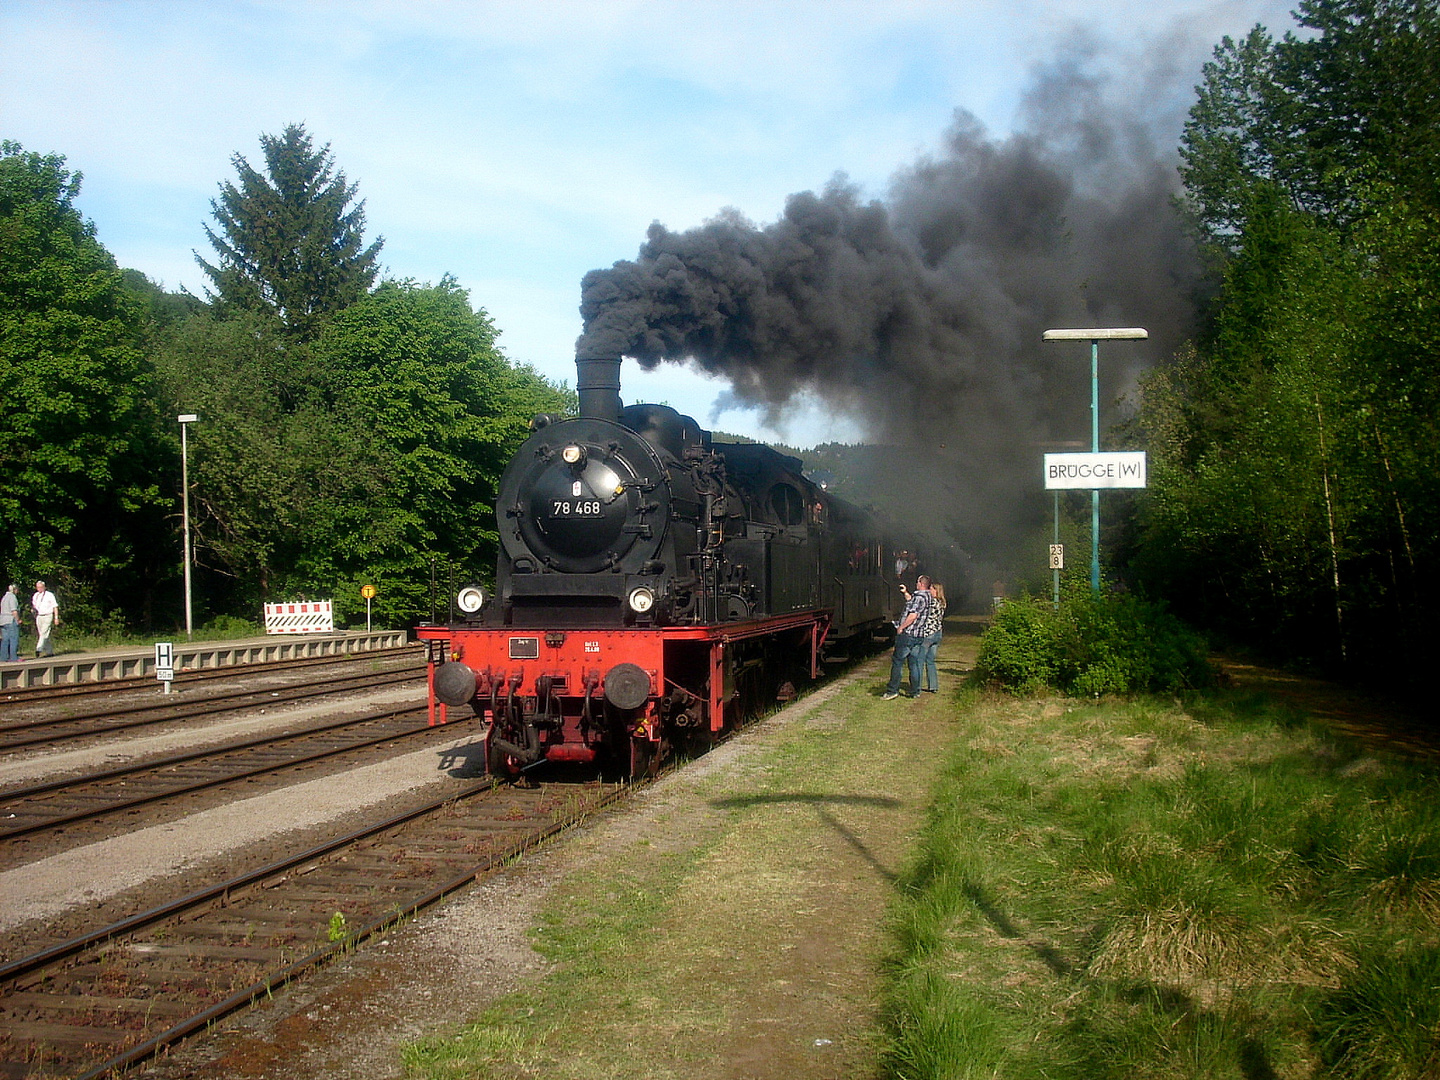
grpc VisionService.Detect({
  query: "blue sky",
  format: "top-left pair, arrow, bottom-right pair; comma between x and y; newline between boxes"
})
3,0 -> 1298,447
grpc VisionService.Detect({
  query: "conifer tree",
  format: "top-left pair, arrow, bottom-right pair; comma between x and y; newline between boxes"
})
197,124 -> 383,340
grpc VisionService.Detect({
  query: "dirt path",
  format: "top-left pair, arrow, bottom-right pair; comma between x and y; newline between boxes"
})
1219,659 -> 1437,758
137,621 -> 987,1080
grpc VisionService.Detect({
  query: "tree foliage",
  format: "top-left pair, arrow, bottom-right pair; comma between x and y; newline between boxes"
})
0,125 -> 569,635
196,123 -> 383,340
153,278 -> 570,626
0,142 -> 170,627
1181,0 -> 1440,245
1134,0 -> 1440,685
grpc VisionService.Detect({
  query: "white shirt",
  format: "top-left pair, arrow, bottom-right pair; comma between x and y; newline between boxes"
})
0,591 -> 17,625
32,590 -> 58,617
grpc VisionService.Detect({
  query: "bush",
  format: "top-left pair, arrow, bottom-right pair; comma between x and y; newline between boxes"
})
974,590 -> 1213,696
969,599 -> 1059,694
201,614 -> 259,636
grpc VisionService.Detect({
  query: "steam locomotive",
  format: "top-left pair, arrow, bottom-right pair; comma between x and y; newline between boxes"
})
416,355 -> 905,777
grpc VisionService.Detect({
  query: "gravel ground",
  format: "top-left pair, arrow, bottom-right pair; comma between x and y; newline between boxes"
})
1,683 -> 463,936
130,651 -> 951,1080
1,730 -> 479,931
0,683 -> 424,787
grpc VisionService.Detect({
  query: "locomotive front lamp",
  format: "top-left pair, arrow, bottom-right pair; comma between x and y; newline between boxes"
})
561,444 -> 586,465
456,585 -> 486,614
627,586 -> 656,614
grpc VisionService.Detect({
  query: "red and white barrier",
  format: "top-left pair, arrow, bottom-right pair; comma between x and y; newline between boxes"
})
264,601 -> 334,634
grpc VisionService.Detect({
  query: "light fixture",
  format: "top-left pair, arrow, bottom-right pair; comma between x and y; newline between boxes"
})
456,585 -> 486,614
561,444 -> 585,465
627,586 -> 655,614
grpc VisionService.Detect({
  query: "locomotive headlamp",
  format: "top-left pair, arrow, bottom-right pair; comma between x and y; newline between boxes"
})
627,586 -> 656,614
456,585 -> 487,614
561,444 -> 586,466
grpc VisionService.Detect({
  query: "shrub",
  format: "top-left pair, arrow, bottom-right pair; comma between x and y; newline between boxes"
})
975,590 -> 1212,695
969,597 -> 1059,694
202,614 -> 258,635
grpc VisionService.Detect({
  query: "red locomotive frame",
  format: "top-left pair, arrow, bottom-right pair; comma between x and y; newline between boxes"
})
416,608 -> 831,774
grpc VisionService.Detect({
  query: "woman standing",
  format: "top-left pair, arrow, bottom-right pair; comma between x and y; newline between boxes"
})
920,581 -> 947,693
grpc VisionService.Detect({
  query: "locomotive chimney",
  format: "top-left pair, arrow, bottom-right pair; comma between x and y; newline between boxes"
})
575,353 -> 623,423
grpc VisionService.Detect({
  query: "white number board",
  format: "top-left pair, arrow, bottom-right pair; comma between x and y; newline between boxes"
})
1043,452 -> 1147,490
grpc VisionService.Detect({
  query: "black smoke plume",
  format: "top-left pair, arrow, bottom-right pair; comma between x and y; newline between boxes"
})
577,44 -> 1202,586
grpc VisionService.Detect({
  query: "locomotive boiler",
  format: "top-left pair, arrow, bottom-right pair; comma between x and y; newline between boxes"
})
416,354 -> 904,776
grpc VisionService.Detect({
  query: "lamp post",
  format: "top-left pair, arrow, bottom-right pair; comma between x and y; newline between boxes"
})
178,414 -> 199,639
1041,328 -> 1147,593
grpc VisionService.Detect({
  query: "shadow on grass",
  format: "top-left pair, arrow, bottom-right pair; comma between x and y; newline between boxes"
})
712,793 -> 903,881
956,884 -> 1286,1080
962,881 -> 1073,977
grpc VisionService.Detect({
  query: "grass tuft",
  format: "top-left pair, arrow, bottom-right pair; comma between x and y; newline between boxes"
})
880,690 -> 1440,1079
1316,943 -> 1440,1080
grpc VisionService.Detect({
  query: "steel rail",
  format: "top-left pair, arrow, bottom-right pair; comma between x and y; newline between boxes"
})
0,707 -> 448,842
0,776 -> 630,1080
0,703 -> 431,802
71,781 -> 631,1080
0,645 -> 419,705
0,667 -> 423,750
0,780 -> 494,984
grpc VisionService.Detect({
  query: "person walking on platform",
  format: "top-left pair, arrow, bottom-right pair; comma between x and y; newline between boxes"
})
0,584 -> 20,662
883,574 -> 933,699
31,580 -> 58,658
918,580 -> 947,693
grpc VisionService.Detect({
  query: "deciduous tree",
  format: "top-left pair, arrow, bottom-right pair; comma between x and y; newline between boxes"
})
1134,0 -> 1440,683
0,141 -> 168,626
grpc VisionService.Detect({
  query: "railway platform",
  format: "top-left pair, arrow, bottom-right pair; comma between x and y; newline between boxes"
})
0,629 -> 411,692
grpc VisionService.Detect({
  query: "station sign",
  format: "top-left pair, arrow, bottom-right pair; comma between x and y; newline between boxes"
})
1043,452 -> 1147,490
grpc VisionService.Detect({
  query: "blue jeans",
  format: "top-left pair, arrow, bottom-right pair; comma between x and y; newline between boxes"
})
0,621 -> 17,662
920,631 -> 942,691
886,633 -> 923,695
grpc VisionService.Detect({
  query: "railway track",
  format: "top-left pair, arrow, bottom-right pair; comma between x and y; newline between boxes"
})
0,704 -> 452,862
0,666 -> 424,753
0,647 -> 422,708
0,777 -> 626,1079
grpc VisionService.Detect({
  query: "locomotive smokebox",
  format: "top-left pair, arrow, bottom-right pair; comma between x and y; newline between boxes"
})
575,354 -> 622,423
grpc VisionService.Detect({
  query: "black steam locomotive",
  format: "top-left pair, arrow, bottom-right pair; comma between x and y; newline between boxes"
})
416,355 -> 905,776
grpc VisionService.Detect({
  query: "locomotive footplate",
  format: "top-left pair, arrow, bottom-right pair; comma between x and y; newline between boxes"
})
415,609 -> 832,776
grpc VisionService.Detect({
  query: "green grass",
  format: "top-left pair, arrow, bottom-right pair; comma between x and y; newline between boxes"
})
14,615 -> 265,655
398,666 -> 964,1079
879,690 -> 1440,1080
